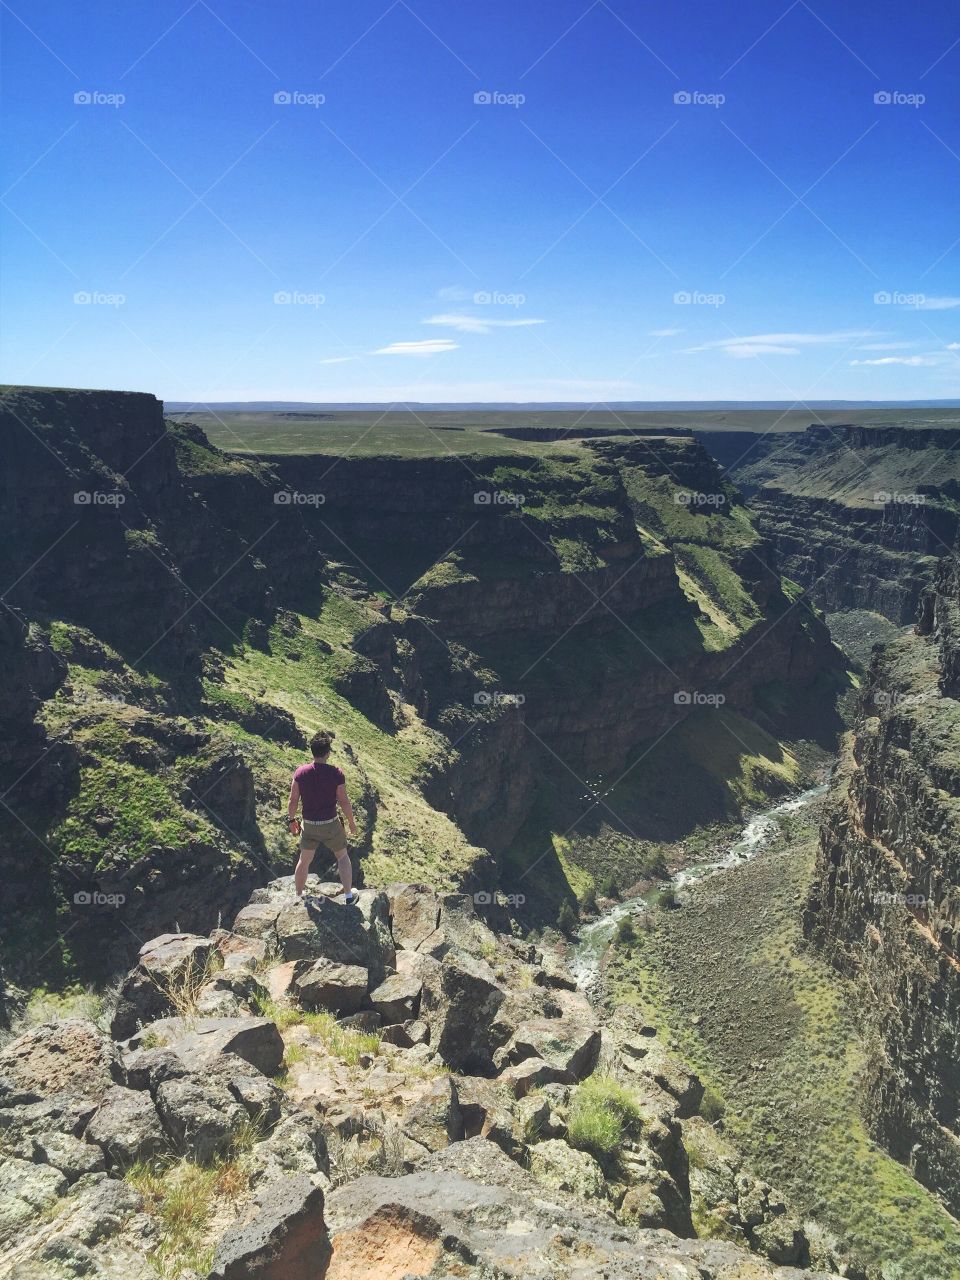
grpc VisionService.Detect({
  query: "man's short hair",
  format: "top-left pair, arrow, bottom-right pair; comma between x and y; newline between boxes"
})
310,730 -> 335,758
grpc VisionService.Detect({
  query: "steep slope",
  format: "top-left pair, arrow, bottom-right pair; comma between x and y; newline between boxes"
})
804,552 -> 960,1216
707,425 -> 960,624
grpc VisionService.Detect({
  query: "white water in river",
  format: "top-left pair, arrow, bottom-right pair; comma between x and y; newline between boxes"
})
569,782 -> 829,993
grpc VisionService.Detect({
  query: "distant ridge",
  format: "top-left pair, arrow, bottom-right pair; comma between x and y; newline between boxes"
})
165,399 -> 960,412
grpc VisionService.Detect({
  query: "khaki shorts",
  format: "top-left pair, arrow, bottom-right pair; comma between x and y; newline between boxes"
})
300,817 -> 348,857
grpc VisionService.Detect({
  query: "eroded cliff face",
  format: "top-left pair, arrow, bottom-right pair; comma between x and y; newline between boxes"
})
709,424 -> 960,624
804,562 -> 960,1212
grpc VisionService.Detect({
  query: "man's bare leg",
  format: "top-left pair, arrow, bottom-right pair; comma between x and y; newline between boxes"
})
335,848 -> 352,895
295,848 -> 315,896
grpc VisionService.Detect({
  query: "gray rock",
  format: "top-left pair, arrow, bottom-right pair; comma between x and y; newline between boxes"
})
0,1156 -> 68,1244
0,1095 -> 99,1144
121,1046 -> 188,1092
400,1076 -> 463,1151
134,1017 -> 284,1077
494,1007 -> 600,1082
85,1086 -> 167,1169
62,1170 -> 143,1246
528,1138 -> 607,1200
338,1010 -> 382,1035
155,1077 -> 247,1162
275,897 -> 371,967
0,1019 -> 119,1101
210,1173 -> 330,1279
231,901 -> 283,942
111,934 -> 216,1039
294,959 -> 368,1014
246,1113 -> 330,1187
368,973 -> 421,1024
420,948 -> 507,1073
386,883 -> 440,950
227,1073 -> 284,1129
14,1130 -> 106,1182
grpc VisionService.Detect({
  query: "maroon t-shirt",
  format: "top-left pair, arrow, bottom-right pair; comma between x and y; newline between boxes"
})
294,761 -> 345,821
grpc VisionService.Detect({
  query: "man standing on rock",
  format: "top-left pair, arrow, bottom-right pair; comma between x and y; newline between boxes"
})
287,730 -> 359,904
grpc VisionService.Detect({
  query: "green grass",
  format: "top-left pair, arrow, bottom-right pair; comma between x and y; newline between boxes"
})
567,1073 -> 645,1167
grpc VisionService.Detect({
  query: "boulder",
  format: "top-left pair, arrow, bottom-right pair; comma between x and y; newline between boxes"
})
231,902 -> 283,942
155,1077 -> 248,1162
400,1076 -> 462,1151
386,883 -> 440,950
494,1006 -> 600,1082
528,1138 -> 607,1200
0,1019 -> 119,1101
210,1173 -> 331,1278
339,1010 -> 382,1035
0,1157 -> 68,1244
295,960 -> 368,1014
56,1170 -> 144,1247
619,1179 -> 673,1229
351,890 -> 396,987
227,1073 -> 285,1129
121,1046 -> 189,1092
420,948 -> 507,1073
0,1095 -> 99,1144
111,933 -> 216,1038
135,1016 -> 284,1077
496,1056 -> 571,1098
13,1130 -> 106,1182
368,973 -> 421,1024
379,1019 -> 428,1049
275,897 -> 371,967
84,1086 -> 167,1168
752,1214 -> 807,1266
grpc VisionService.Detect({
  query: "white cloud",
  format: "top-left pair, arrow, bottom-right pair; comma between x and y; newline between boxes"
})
649,327 -> 682,337
854,341 -> 916,351
423,313 -> 545,334
686,331 -> 875,359
947,342 -> 960,350
917,296 -> 960,310
318,356 -> 357,365
372,339 -> 459,357
850,355 -> 939,366
436,285 -> 474,303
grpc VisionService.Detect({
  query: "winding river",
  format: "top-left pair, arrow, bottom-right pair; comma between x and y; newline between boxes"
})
570,781 -> 829,993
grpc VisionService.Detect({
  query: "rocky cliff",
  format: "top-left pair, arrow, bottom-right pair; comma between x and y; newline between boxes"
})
706,424 -> 960,624
804,552 -> 960,1213
0,874 -> 851,1279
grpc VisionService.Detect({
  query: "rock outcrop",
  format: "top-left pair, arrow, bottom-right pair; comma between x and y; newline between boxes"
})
805,553 -> 960,1213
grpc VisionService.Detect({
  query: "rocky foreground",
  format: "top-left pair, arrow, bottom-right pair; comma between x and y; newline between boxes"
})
0,878 -> 847,1279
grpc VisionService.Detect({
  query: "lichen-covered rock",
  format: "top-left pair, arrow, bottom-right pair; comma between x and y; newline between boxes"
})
368,973 -> 421,1024
0,1157 -> 68,1243
134,1016 -> 284,1077
13,1131 -> 106,1182
528,1138 -> 607,1200
84,1086 -> 166,1168
294,960 -> 368,1014
419,948 -> 507,1073
154,1077 -> 247,1162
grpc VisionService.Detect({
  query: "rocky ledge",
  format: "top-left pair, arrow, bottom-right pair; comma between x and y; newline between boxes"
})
1,878 -> 844,1278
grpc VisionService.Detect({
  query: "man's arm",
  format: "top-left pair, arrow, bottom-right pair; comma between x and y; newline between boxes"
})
287,778 -> 301,831
336,783 -> 357,836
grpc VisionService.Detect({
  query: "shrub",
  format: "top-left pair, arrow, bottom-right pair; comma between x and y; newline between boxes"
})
567,1074 -> 644,1165
700,1086 -> 726,1124
615,915 -> 637,945
556,900 -> 577,934
578,885 -> 598,914
597,872 -> 619,899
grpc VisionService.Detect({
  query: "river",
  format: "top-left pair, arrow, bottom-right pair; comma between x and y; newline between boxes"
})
569,781 -> 829,994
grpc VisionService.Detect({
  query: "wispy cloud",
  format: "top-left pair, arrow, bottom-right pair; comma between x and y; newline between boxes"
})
916,296 -> 960,311
318,356 -> 357,365
850,355 -> 940,366
649,327 -> 682,337
948,342 -> 960,351
436,285 -> 475,303
373,339 -> 459,357
423,313 -> 545,334
686,331 -> 875,358
854,341 -> 916,351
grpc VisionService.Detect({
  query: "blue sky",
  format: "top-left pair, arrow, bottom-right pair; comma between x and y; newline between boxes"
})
3,0 -> 959,402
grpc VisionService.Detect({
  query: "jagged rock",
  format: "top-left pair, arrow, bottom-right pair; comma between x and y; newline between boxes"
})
0,1157 -> 68,1243
13,1131 -> 106,1182
386,883 -> 440,950
400,1076 -> 462,1151
368,973 -> 421,1023
121,1046 -> 189,1092
420,948 -> 507,1073
497,1056 -> 571,1097
84,1086 -> 166,1168
494,1005 -> 600,1082
619,1178 -> 674,1229
417,893 -> 501,961
351,890 -> 396,988
0,1095 -> 100,1144
0,1019 -> 120,1101
231,901 -> 283,942
134,1016 -> 284,1077
209,1172 -> 331,1278
55,1170 -> 144,1246
295,960 -> 368,1014
227,1073 -> 284,1129
195,969 -> 269,1018
528,1138 -> 607,1200
323,1136 -> 836,1279
753,1215 -> 807,1266
339,1010 -> 382,1034
111,933 -> 217,1039
379,1018 -> 428,1048
245,1113 -> 330,1187
213,926 -> 268,970
275,897 -> 371,967
154,1077 -> 247,1161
